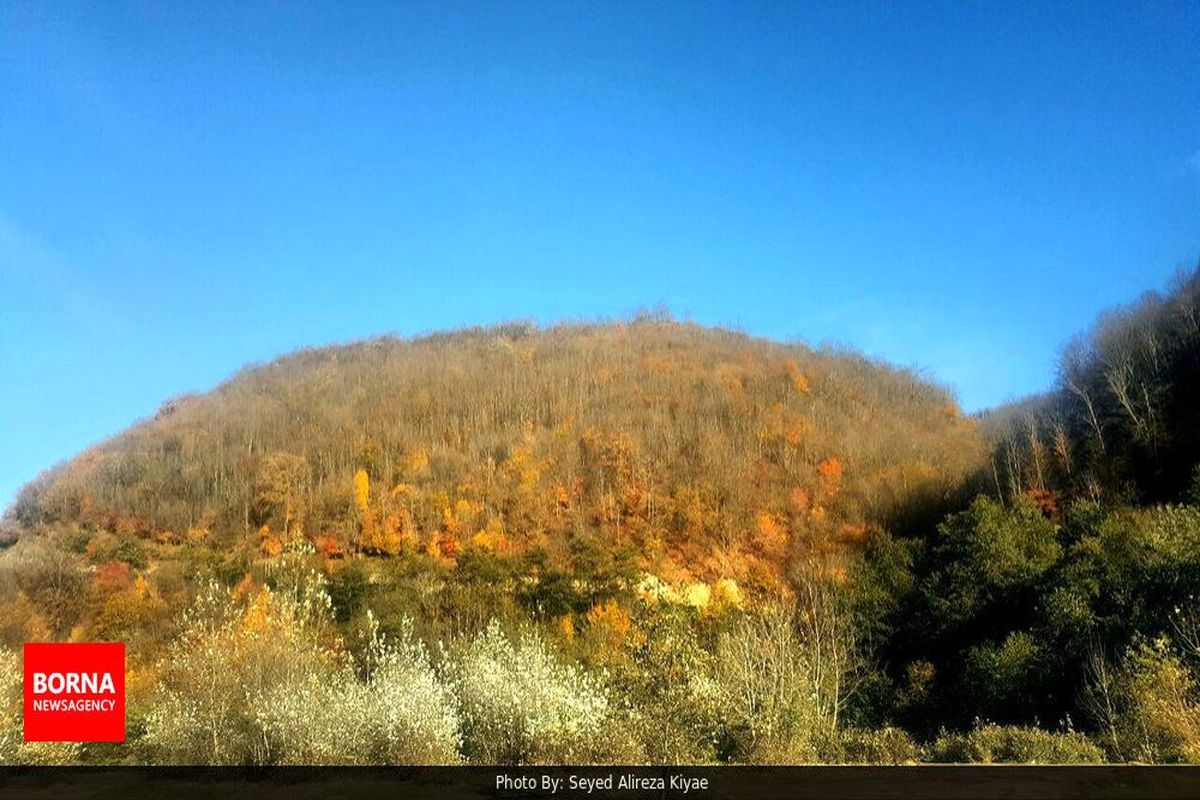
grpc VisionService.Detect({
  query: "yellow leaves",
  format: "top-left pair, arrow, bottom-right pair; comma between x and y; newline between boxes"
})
423,511 -> 462,561
712,578 -> 744,610
354,468 -> 403,555
580,428 -> 640,487
373,511 -> 406,556
388,482 -> 419,501
682,582 -> 711,609
503,424 -> 543,494
242,587 -> 276,635
553,415 -> 576,440
402,447 -> 430,480
92,569 -> 167,640
424,537 -> 442,560
22,603 -> 52,642
394,510 -> 420,548
440,498 -> 480,541
556,615 -> 575,642
471,517 -> 510,554
362,509 -> 408,556
585,600 -> 632,653
758,402 -> 814,452
186,526 -> 210,543
353,469 -> 371,514
456,497 -> 482,517
635,573 -> 741,615
0,590 -> 52,643
586,599 -> 630,632
378,528 -> 404,557
673,485 -> 718,540
124,664 -> 158,704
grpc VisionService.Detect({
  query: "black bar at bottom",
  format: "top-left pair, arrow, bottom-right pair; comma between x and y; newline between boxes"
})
2,765 -> 1199,800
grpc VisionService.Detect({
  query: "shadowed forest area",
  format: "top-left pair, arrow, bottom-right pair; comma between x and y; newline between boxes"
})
3,266 -> 1200,765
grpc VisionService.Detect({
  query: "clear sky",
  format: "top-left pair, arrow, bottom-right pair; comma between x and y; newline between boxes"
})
1,1 -> 1198,511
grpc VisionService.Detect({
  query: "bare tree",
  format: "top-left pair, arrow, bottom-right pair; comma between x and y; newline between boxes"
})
1059,335 -> 1106,455
1025,412 -> 1046,492
1082,645 -> 1122,757
1050,415 -> 1072,477
793,559 -> 861,734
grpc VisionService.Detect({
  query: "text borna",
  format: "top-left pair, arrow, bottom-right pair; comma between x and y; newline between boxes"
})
31,672 -> 117,695
496,774 -> 710,794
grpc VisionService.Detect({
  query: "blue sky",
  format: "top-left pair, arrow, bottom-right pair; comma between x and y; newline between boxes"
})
1,1 -> 1198,511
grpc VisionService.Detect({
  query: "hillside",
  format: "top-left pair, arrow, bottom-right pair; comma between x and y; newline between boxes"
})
984,266 -> 1200,508
6,288 -> 1200,766
4,319 -> 984,613
866,265 -> 1200,745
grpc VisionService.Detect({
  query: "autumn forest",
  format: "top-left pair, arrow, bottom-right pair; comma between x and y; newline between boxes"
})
3,267 -> 1200,765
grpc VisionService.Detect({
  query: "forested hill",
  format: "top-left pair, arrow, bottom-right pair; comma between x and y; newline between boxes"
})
874,264 -> 1200,747
985,266 -> 1200,509
9,277 -> 1200,766
3,320 -> 985,594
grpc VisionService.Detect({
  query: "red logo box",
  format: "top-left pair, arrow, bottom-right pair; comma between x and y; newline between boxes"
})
23,642 -> 125,742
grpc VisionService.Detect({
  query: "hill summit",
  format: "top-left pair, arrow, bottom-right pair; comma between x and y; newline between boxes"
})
7,319 -> 985,601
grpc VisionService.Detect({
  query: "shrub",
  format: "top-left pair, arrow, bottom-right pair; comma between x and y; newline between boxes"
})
255,614 -> 460,764
1187,465 -> 1200,507
141,580 -> 288,763
143,564 -> 463,766
12,545 -> 87,637
710,604 -> 823,763
928,724 -> 1103,764
1101,638 -> 1200,763
615,603 -> 720,764
0,647 -> 80,765
0,647 -> 19,763
449,620 -> 613,764
820,727 -> 919,764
